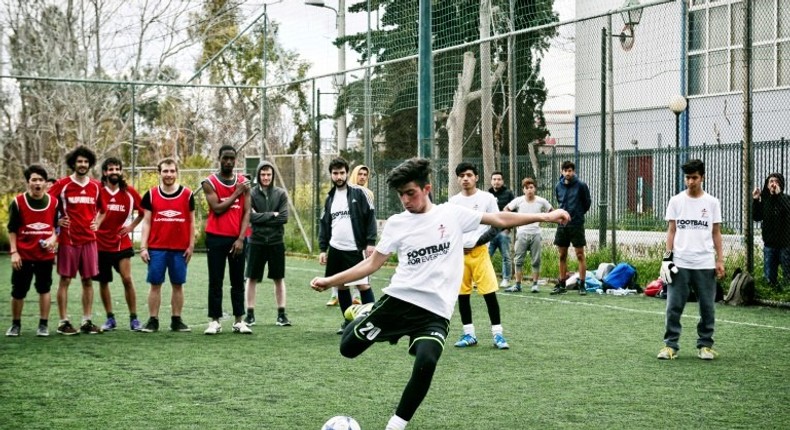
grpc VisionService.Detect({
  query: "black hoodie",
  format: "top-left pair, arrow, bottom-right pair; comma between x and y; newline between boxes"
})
753,173 -> 790,248
248,160 -> 288,245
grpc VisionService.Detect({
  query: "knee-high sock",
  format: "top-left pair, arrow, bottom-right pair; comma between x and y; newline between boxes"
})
457,294 -> 472,325
395,339 -> 443,421
483,292 -> 501,326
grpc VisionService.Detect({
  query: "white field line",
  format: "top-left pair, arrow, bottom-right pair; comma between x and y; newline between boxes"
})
505,293 -> 790,331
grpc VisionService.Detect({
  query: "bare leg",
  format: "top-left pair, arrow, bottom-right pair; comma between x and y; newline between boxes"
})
11,298 -> 24,320
273,279 -> 286,308
39,293 -> 51,320
246,278 -> 257,310
99,282 -> 113,315
57,277 -> 72,320
575,247 -> 587,279
558,246 -> 569,280
80,278 -> 94,320
118,258 -> 137,315
171,284 -> 184,317
148,284 -> 162,318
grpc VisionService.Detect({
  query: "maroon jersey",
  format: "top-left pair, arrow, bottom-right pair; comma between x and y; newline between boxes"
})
147,186 -> 194,251
97,185 -> 143,252
13,194 -> 58,261
49,176 -> 103,246
204,173 -> 245,238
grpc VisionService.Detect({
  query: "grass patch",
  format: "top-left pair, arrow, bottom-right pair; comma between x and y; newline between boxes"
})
1,254 -> 789,429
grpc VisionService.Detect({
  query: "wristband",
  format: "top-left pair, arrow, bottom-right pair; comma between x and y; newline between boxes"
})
662,251 -> 673,260
10,250 -> 17,254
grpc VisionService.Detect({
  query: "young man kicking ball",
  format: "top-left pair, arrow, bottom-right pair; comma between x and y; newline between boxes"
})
311,158 -> 570,430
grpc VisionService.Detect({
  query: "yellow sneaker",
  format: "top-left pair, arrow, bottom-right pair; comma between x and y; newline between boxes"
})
344,303 -> 374,321
326,297 -> 339,306
697,347 -> 718,360
352,297 -> 362,305
657,346 -> 677,360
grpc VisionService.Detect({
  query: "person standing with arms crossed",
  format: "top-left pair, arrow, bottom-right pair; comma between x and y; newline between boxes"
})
244,160 -> 291,327
202,145 -> 251,335
450,162 -> 510,350
6,165 -> 59,337
488,171 -> 515,287
504,177 -> 553,293
311,158 -> 570,430
49,145 -> 104,335
94,157 -> 144,331
551,160 -> 592,295
318,158 -> 377,334
138,158 -> 195,333
657,159 -> 724,360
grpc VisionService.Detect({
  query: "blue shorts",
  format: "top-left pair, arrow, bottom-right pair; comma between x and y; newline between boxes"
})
146,250 -> 188,285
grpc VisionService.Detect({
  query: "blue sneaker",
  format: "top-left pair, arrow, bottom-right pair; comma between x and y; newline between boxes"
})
130,318 -> 142,331
101,317 -> 117,331
454,333 -> 478,347
494,333 -> 510,350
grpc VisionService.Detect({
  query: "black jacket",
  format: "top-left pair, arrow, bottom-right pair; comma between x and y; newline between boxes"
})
753,173 -> 790,248
319,185 -> 376,253
555,175 -> 591,226
248,161 -> 288,246
488,185 -> 515,212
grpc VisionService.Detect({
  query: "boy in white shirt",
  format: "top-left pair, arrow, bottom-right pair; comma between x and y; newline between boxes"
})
657,159 -> 725,361
311,158 -> 569,430
504,177 -> 552,293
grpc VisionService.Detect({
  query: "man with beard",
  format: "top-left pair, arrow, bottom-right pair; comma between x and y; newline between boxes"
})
318,157 -> 377,334
138,158 -> 195,333
93,158 -> 144,331
201,145 -> 251,335
753,173 -> 790,290
48,145 -> 104,335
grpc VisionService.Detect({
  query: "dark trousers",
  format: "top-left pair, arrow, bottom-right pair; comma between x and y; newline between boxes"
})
206,233 -> 245,319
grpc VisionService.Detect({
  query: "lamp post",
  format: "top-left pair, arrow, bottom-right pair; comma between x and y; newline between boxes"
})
305,0 -> 347,152
669,95 -> 687,194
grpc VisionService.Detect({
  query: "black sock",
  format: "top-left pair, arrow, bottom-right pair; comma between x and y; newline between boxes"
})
39,319 -> 47,327
150,316 -> 159,321
107,312 -> 115,319
338,288 -> 353,314
360,288 -> 375,304
12,319 -> 21,326
247,308 -> 255,317
129,313 -> 137,320
277,307 -> 285,316
171,316 -> 180,324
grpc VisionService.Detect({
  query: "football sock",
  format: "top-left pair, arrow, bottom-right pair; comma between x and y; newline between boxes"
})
360,288 -> 375,304
457,294 -> 472,325
338,288 -> 353,314
39,319 -> 47,327
483,292 -> 501,325
386,415 -> 408,430
462,324 -> 475,337
12,319 -> 21,326
107,312 -> 115,319
491,324 -> 504,337
247,308 -> 255,317
129,313 -> 137,320
277,307 -> 285,316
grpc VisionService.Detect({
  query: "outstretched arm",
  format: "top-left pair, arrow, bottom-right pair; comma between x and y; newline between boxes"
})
311,250 -> 389,291
480,209 -> 570,229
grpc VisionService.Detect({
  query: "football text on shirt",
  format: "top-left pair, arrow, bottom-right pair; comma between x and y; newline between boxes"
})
676,219 -> 709,230
331,210 -> 350,220
407,241 -> 451,265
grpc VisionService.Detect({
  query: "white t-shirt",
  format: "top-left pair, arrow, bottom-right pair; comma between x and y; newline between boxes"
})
328,188 -> 357,251
665,191 -> 722,269
448,190 -> 499,248
506,196 -> 552,234
378,203 -> 482,319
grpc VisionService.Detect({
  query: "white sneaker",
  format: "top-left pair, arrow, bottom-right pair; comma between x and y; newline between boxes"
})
204,320 -> 222,335
232,321 -> 252,334
499,279 -> 510,288
531,284 -> 539,293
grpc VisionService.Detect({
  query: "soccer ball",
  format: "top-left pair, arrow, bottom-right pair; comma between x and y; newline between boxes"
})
321,415 -> 361,430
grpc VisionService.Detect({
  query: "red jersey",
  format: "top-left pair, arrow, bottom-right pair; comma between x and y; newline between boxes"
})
49,176 -> 103,246
96,185 -> 143,252
147,186 -> 194,251
204,173 -> 245,238
13,193 -> 58,262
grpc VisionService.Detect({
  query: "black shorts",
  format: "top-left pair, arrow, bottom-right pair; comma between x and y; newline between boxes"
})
349,295 -> 450,356
325,247 -> 367,284
93,248 -> 135,283
245,243 -> 285,281
554,225 -> 586,248
11,260 -> 55,299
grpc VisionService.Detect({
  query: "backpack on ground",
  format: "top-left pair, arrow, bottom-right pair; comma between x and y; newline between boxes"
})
724,268 -> 755,306
602,262 -> 638,290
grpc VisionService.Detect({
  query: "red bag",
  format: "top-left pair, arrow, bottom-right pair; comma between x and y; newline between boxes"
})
644,278 -> 665,297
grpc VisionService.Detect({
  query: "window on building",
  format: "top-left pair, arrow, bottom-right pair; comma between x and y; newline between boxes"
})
689,0 -> 790,95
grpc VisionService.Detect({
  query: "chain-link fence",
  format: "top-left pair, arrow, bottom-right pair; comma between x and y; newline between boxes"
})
1,0 -> 788,274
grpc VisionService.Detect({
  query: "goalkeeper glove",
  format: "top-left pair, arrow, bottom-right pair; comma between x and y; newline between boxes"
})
660,251 -> 678,284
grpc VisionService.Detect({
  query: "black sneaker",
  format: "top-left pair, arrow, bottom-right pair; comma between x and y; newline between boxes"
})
80,320 -> 102,334
57,320 -> 79,336
336,320 -> 348,335
577,280 -> 587,296
276,314 -> 291,327
170,319 -> 191,332
244,313 -> 256,326
6,324 -> 21,337
550,282 -> 567,295
140,318 -> 159,333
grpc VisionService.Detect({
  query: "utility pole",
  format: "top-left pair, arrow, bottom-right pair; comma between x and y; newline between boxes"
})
742,0 -> 754,273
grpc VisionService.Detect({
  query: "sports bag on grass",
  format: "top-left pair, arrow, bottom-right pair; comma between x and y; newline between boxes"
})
724,268 -> 755,306
602,262 -> 637,290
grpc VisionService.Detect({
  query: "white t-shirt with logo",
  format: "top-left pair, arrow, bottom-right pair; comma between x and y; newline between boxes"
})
665,191 -> 722,269
329,188 -> 357,251
448,190 -> 499,248
378,203 -> 482,319
506,196 -> 552,234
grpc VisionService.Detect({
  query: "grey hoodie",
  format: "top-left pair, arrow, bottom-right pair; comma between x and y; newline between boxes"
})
248,160 -> 289,245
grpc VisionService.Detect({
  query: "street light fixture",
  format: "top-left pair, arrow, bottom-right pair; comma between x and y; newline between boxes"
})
669,94 -> 688,194
305,0 -> 347,152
